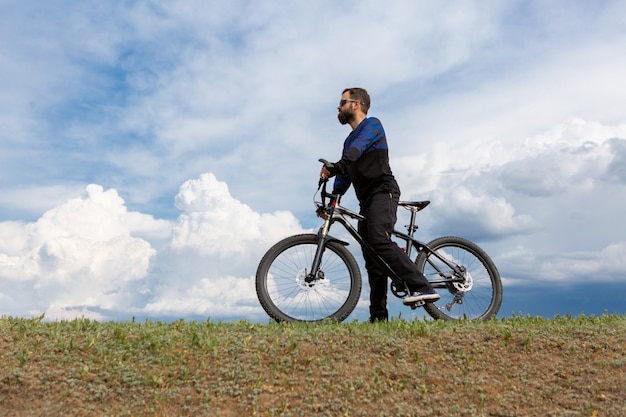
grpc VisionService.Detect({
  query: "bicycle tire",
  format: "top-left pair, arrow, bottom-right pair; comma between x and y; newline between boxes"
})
256,234 -> 362,323
415,236 -> 502,321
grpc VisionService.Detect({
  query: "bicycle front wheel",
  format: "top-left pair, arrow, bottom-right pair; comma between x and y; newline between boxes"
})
415,236 -> 502,321
256,234 -> 362,323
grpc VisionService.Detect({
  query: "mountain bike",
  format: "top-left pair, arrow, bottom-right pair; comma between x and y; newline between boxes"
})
256,160 -> 503,323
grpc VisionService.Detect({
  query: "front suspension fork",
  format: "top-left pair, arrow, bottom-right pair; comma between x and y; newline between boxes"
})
305,220 -> 332,285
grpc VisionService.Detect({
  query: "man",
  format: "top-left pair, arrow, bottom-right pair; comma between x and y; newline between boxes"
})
320,87 -> 440,322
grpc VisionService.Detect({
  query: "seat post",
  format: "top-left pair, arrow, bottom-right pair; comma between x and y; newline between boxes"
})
403,208 -> 419,258
407,208 -> 418,237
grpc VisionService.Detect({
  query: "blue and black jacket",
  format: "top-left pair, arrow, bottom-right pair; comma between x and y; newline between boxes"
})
330,117 -> 398,203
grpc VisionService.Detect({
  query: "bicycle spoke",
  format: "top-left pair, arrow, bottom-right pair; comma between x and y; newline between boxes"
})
257,235 -> 361,322
418,237 -> 502,321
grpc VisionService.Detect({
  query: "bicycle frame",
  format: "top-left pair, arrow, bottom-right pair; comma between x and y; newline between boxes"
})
308,182 -> 466,296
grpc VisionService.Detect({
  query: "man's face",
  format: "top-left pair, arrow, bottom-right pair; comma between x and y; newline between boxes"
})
337,93 -> 355,125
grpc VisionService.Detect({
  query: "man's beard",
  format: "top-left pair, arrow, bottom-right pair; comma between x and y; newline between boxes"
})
337,108 -> 353,125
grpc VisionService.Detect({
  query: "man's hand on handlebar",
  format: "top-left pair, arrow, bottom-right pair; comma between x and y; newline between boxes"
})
320,166 -> 331,181
318,158 -> 335,182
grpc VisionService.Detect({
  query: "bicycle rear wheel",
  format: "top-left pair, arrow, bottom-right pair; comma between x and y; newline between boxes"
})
256,234 -> 362,323
415,236 -> 502,321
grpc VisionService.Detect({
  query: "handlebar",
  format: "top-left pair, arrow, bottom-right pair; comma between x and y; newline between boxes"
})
318,158 -> 332,167
317,158 -> 342,212
318,158 -> 334,187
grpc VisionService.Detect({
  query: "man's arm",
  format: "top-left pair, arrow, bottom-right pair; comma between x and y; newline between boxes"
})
332,172 -> 351,195
320,162 -> 351,195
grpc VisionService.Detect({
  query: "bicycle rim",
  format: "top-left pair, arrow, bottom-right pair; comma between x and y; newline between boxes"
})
256,234 -> 361,322
417,236 -> 502,321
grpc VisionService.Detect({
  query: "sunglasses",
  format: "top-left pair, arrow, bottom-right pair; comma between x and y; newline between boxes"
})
339,98 -> 360,107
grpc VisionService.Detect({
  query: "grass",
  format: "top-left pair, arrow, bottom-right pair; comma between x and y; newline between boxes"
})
1,314 -> 625,416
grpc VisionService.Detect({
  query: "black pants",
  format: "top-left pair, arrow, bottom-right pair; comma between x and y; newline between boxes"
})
358,188 -> 433,321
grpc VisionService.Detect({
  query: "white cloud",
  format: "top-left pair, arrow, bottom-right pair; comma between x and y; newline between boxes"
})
496,121 -> 624,197
429,186 -> 538,241
405,120 -> 626,240
0,221 -> 29,255
171,173 -> 307,256
148,173 -> 309,321
0,175 -> 308,321
499,241 -> 626,284
0,185 -> 165,318
143,275 -> 261,322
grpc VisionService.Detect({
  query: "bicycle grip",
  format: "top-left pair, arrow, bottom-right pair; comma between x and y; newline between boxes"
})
319,158 -> 334,168
318,158 -> 333,187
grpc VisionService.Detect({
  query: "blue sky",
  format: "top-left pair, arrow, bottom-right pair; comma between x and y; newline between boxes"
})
1,1 -> 625,322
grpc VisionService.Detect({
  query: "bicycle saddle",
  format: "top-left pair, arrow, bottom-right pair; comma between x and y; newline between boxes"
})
398,200 -> 430,212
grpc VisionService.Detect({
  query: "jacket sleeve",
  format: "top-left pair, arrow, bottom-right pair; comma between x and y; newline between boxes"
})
326,146 -> 358,195
328,147 -> 358,195
332,172 -> 351,195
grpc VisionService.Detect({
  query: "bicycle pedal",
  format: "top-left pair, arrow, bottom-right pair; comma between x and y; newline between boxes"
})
409,300 -> 426,310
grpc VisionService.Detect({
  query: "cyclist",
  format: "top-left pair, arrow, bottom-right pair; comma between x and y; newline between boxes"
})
320,87 -> 440,322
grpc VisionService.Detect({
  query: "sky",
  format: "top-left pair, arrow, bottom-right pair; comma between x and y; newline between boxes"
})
1,0 -> 625,322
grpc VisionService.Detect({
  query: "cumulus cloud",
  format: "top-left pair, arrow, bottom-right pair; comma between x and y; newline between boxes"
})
429,186 -> 538,241
496,121 -> 625,197
499,241 -> 626,284
143,276 -> 261,322
413,120 -> 626,243
0,185 -> 166,318
171,173 -> 306,256
0,175 -> 308,321
496,140 -> 612,197
147,173 -> 309,321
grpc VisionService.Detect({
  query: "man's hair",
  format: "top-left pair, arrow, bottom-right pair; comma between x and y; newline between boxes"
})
343,87 -> 370,114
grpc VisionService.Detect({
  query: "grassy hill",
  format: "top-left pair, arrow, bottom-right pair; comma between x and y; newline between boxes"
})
1,314 -> 624,416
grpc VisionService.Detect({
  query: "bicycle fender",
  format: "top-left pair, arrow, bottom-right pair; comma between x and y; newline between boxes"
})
327,235 -> 350,246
